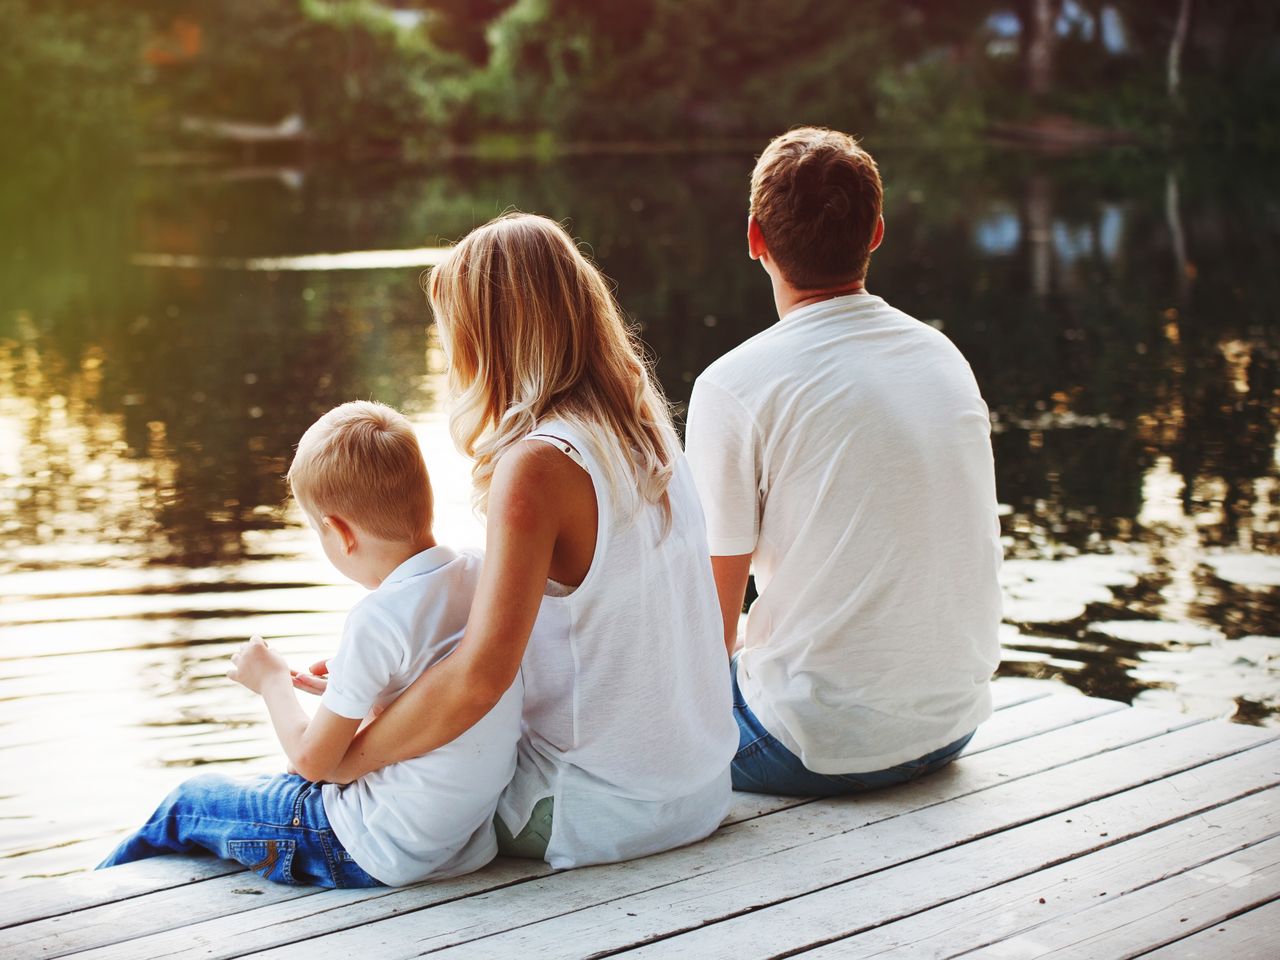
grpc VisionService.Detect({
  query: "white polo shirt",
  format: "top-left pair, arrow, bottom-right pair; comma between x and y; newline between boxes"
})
686,292 -> 1003,774
320,546 -> 522,885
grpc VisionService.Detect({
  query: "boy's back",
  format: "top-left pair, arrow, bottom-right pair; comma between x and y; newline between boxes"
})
321,546 -> 522,885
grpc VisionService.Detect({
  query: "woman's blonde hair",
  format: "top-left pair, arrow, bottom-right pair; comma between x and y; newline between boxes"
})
424,212 -> 677,523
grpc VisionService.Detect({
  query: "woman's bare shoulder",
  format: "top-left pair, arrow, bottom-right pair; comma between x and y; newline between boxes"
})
490,437 -> 594,521
495,436 -> 582,481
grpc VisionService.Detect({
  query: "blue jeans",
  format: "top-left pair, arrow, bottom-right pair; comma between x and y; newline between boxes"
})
98,772 -> 383,888
730,656 -> 974,796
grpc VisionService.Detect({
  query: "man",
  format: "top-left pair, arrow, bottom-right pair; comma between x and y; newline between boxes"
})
685,127 -> 1002,795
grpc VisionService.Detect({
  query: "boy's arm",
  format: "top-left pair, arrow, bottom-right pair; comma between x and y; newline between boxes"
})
230,637 -> 360,782
259,675 -> 361,782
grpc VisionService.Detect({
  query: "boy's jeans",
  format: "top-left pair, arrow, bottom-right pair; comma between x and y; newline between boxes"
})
730,655 -> 974,796
98,772 -> 383,888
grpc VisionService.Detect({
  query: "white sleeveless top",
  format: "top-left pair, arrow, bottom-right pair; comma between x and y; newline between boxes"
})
495,419 -> 738,869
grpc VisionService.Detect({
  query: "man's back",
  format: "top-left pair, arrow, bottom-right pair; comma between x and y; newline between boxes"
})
687,292 -> 1002,773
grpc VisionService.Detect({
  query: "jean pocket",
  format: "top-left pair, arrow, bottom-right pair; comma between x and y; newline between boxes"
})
330,846 -> 383,888
228,838 -> 297,885
734,732 -> 771,761
732,732 -> 791,793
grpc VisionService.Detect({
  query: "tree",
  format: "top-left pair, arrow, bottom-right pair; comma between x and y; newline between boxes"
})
1020,0 -> 1064,97
1167,0 -> 1192,101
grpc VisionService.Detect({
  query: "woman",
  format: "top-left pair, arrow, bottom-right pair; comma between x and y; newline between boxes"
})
305,212 -> 738,868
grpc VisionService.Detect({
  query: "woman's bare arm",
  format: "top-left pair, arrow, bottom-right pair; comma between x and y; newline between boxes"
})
324,444 -> 571,784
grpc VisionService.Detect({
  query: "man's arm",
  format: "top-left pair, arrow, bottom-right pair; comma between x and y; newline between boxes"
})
711,554 -> 751,657
686,378 -> 762,658
229,637 -> 361,782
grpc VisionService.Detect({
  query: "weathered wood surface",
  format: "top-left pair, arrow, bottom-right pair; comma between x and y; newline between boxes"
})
5,680 -> 1277,960
1137,898 -> 1280,959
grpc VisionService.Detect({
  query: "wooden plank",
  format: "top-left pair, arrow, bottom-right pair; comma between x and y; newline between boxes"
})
0,870 -> 323,960
959,835 -> 1280,959
3,677 -> 1052,934
236,716 -> 1265,960
989,678 -> 1061,711
61,860 -> 550,960
641,773 -> 1280,959
1133,898 -> 1280,959
722,790 -> 804,824
723,692 -> 1122,827
963,692 -> 1123,754
56,704 -> 1202,960
29,693 -> 1121,956
0,856 -> 241,929
426,740 -> 1280,960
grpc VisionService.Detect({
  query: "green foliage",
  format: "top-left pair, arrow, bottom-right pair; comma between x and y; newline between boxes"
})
433,0 -> 915,141
2,0 -> 1278,158
149,0 -> 446,144
873,56 -> 988,147
419,0 -> 518,64
1174,0 -> 1280,151
0,0 -> 147,169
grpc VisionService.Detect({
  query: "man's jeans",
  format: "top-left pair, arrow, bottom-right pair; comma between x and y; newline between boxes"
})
730,656 -> 974,796
98,772 -> 383,888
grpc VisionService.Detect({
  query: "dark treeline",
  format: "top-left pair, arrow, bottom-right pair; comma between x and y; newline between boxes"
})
3,0 -> 1279,169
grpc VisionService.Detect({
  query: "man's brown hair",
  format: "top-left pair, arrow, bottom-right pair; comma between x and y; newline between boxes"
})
749,127 -> 883,290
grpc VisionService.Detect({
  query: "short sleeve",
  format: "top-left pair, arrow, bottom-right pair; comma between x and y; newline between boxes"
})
685,377 -> 761,556
320,602 -> 406,720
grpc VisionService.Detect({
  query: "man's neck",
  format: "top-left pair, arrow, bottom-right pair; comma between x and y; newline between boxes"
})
773,277 -> 866,319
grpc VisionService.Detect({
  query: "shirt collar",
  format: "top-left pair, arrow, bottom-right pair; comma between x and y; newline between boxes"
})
778,290 -> 879,328
382,544 -> 458,585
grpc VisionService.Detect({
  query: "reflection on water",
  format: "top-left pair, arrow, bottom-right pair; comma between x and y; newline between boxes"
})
1,148 -> 1278,882
130,247 -> 452,271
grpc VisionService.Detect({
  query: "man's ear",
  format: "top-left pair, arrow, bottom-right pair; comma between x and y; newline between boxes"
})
869,215 -> 885,254
323,515 -> 358,555
747,215 -> 768,261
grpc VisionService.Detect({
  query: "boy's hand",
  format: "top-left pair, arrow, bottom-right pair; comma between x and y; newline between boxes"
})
227,636 -> 290,694
291,658 -> 330,696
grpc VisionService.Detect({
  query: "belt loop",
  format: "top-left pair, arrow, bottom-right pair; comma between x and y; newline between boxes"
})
290,780 -> 311,827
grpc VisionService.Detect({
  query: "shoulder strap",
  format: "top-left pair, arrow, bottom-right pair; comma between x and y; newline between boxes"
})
526,432 -> 588,473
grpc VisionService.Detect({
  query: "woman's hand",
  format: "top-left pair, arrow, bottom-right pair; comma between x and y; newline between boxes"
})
291,658 -> 330,696
228,636 -> 290,694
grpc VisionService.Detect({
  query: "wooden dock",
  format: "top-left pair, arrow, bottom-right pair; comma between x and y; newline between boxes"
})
4,680 -> 1278,959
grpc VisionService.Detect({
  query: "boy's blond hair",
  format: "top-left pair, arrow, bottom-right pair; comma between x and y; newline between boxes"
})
287,401 -> 433,542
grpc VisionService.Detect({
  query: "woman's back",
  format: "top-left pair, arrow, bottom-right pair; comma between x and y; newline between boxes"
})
497,419 -> 738,868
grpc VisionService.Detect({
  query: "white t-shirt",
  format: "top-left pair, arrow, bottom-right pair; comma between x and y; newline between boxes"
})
686,292 -> 1003,774
495,419 -> 739,870
320,546 -> 522,886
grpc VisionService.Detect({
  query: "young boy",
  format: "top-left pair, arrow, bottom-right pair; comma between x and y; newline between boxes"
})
99,401 -> 522,887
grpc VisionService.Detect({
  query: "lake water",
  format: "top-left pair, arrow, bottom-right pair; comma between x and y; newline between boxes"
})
2,147 -> 1278,883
